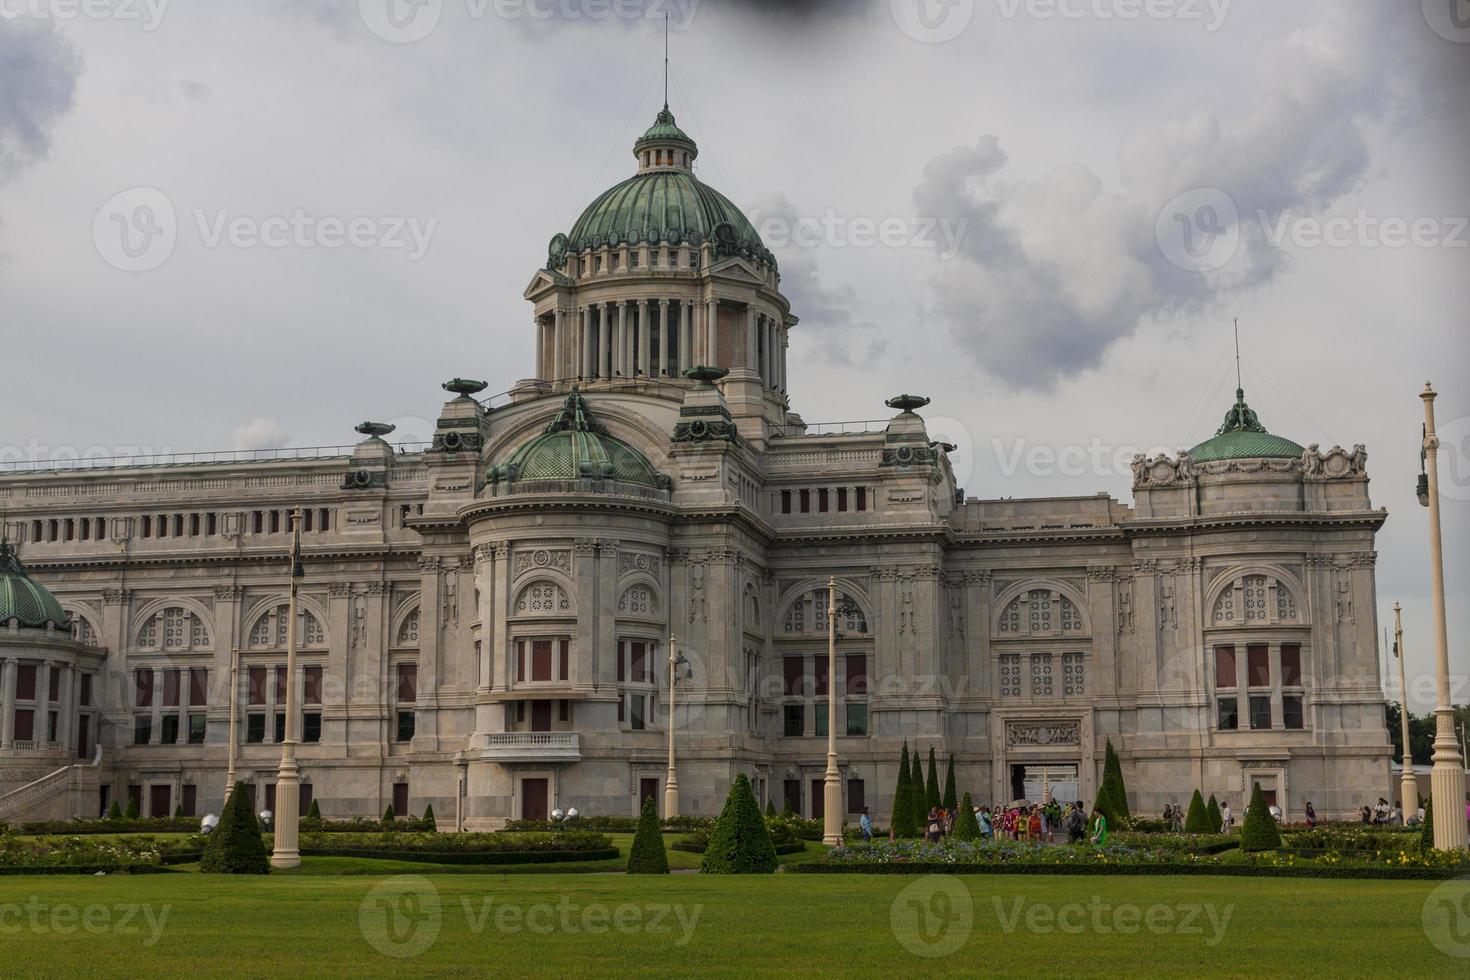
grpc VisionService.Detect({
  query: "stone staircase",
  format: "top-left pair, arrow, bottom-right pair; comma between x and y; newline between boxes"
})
0,747 -> 103,824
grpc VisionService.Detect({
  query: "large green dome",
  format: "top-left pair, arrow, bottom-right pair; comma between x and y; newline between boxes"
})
1189,389 -> 1305,463
0,542 -> 71,629
489,389 -> 668,490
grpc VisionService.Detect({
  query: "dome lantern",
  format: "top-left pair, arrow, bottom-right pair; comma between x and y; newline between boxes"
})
0,541 -> 71,630
634,105 -> 698,174
1188,388 -> 1305,463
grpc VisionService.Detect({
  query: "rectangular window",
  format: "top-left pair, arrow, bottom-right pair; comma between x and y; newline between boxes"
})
856,487 -> 867,511
14,709 -> 34,742
616,640 -> 624,682
79,674 -> 92,707
617,694 -> 624,722
845,702 -> 868,736
1247,644 -> 1270,687
629,695 -> 646,731
783,656 -> 804,697
531,639 -> 552,681
1283,695 -> 1304,730
274,666 -> 287,703
48,667 -> 60,701
304,666 -> 323,705
274,712 -> 286,744
181,784 -> 197,818
1249,695 -> 1272,730
814,656 -> 829,696
1062,652 -> 1086,696
629,642 -> 647,684
780,490 -> 792,514
160,715 -> 179,744
1218,697 -> 1238,730
814,701 -> 828,737
248,667 -> 266,705
783,703 -> 804,737
302,712 -> 322,743
518,640 -> 526,682
134,715 -> 152,745
189,668 -> 208,707
818,488 -> 829,513
163,669 -> 180,708
1214,645 -> 1237,689
1281,644 -> 1302,687
16,665 -> 36,701
837,487 -> 848,512
847,778 -> 865,814
135,669 -> 153,708
845,654 -> 868,696
558,639 -> 570,682
246,713 -> 265,744
396,664 -> 418,703
396,710 -> 416,742
48,710 -> 58,741
799,489 -> 810,513
188,713 -> 206,745
999,654 -> 1021,698
558,699 -> 569,722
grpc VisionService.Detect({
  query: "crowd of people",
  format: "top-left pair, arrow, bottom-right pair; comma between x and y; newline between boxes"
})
860,799 -> 1109,847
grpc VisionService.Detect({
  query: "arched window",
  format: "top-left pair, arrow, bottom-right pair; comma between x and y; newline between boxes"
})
782,589 -> 867,635
396,608 -> 420,647
137,606 -> 211,651
744,586 -> 759,629
73,616 -> 98,647
997,590 -> 1083,636
617,585 -> 655,616
1213,575 -> 1300,625
248,604 -> 325,648
514,581 -> 570,615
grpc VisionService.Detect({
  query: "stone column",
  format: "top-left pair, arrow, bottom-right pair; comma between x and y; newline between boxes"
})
706,298 -> 719,367
581,308 -> 593,378
598,304 -> 611,378
638,299 -> 651,377
777,324 -> 787,392
657,299 -> 669,376
767,319 -> 779,387
151,667 -> 163,744
679,301 -> 692,376
57,665 -> 74,753
0,658 -> 14,748
553,309 -> 565,382
35,662 -> 51,748
746,307 -> 758,370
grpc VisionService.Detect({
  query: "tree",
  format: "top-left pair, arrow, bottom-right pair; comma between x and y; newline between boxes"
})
1092,738 -> 1129,824
942,756 -> 958,812
924,747 -> 942,812
627,795 -> 669,874
891,742 -> 916,838
910,750 -> 929,834
422,804 -> 435,829
1206,794 -> 1223,834
765,799 -> 776,818
1183,790 -> 1211,833
382,805 -> 396,827
701,774 -> 777,874
952,793 -> 980,840
306,798 -> 322,822
1421,793 -> 1435,852
124,796 -> 140,820
173,804 -> 185,818
201,781 -> 270,875
106,800 -> 123,821
1240,783 -> 1283,852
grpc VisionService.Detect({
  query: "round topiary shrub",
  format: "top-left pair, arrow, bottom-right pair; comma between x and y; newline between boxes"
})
627,795 -> 669,874
701,774 -> 776,874
201,781 -> 270,875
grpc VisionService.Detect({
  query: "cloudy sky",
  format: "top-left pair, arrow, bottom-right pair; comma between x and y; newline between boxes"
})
2,0 -> 1467,708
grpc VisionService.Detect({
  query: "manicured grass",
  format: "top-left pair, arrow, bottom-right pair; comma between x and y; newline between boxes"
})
0,871 -> 1456,976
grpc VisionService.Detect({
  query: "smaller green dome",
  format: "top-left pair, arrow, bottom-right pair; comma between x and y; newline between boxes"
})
634,106 -> 696,152
1189,389 -> 1305,463
0,542 -> 71,629
490,389 -> 668,490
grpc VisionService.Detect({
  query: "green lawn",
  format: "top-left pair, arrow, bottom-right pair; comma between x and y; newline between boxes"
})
0,868 -> 1461,976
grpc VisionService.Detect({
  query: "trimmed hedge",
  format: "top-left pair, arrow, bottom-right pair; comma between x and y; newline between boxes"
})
627,796 -> 669,875
201,782 -> 269,875
0,864 -> 178,876
299,847 -> 619,865
1240,783 -> 1283,852
701,774 -> 777,874
1207,794 -> 1223,833
1183,790 -> 1211,834
952,793 -> 981,841
299,816 -> 437,834
790,861 -> 1461,880
298,831 -> 613,854
1092,738 -> 1129,825
18,817 -> 202,836
891,742 -> 916,839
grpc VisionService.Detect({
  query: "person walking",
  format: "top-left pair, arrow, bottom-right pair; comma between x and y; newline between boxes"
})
859,807 -> 873,843
1220,801 -> 1233,833
978,806 -> 992,839
926,807 -> 943,843
1090,807 -> 1108,847
1066,802 -> 1086,844
1304,801 -> 1317,829
1027,807 -> 1042,843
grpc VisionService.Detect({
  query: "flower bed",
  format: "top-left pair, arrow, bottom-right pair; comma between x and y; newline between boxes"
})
0,833 -> 203,873
299,816 -> 436,834
502,815 -> 715,833
14,817 -> 203,836
1281,828 -> 1422,854
294,830 -> 618,865
671,827 -> 803,856
1112,832 -> 1238,855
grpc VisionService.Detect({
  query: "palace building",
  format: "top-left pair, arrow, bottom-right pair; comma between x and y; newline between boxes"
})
0,105 -> 1392,828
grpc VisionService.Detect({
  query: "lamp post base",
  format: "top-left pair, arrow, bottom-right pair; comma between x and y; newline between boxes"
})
663,770 -> 679,820
822,762 -> 842,847
271,759 -> 302,870
1431,711 -> 1468,851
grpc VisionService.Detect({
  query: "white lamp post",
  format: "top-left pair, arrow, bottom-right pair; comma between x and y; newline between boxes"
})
225,645 -> 239,803
1419,383 -> 1466,851
1392,603 -> 1418,814
664,634 -> 687,819
823,578 -> 842,846
270,510 -> 304,869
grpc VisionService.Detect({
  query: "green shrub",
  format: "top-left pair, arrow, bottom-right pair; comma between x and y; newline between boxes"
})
173,805 -> 184,818
422,804 -> 435,828
891,743 -> 916,838
306,799 -> 322,822
201,781 -> 269,875
106,801 -> 123,821
382,805 -> 395,827
1207,794 -> 1223,833
924,747 -> 941,812
942,756 -> 958,812
627,796 -> 669,874
1240,784 -> 1283,852
765,799 -> 776,818
910,750 -> 929,835
1092,738 -> 1128,824
672,827 -> 712,853
1183,790 -> 1212,833
1421,794 -> 1434,852
701,774 -> 776,874
953,793 -> 980,840
124,797 -> 140,821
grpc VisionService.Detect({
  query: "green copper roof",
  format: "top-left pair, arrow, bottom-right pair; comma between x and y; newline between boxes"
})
566,170 -> 773,263
1189,389 -> 1305,463
490,389 -> 665,488
0,542 -> 71,629
634,106 -> 696,150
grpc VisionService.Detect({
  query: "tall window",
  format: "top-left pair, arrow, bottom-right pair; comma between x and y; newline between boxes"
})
1031,654 -> 1054,697
999,655 -> 1021,698
1215,645 -> 1237,689
1062,653 -> 1085,696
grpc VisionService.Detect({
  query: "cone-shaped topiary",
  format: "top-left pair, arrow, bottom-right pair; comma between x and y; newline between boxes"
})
124,797 -> 140,820
1184,789 -> 1211,833
891,743 -> 916,838
925,747 -> 942,811
1240,783 -> 1283,852
1092,738 -> 1129,824
382,805 -> 396,827
1421,793 -> 1435,852
953,792 -> 980,840
765,799 -> 776,818
627,795 -> 669,874
942,756 -> 958,812
306,798 -> 322,822
107,800 -> 123,821
701,774 -> 777,874
909,750 -> 929,835
1206,794 -> 1223,833
201,781 -> 270,875
422,803 -> 435,829
174,804 -> 185,818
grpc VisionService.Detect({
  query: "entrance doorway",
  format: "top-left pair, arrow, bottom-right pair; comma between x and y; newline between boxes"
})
149,784 -> 171,818
522,778 -> 549,821
811,779 -> 825,821
1009,763 -> 1079,804
639,778 -> 659,815
530,700 -> 552,732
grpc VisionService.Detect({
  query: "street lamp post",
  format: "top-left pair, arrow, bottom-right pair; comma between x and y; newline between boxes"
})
225,645 -> 239,803
1419,383 -> 1466,851
823,578 -> 842,846
1393,603 -> 1418,814
664,634 -> 684,819
271,510 -> 305,869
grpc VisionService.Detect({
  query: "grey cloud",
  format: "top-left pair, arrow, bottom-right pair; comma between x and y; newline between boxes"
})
0,20 -> 81,182
747,190 -> 868,332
